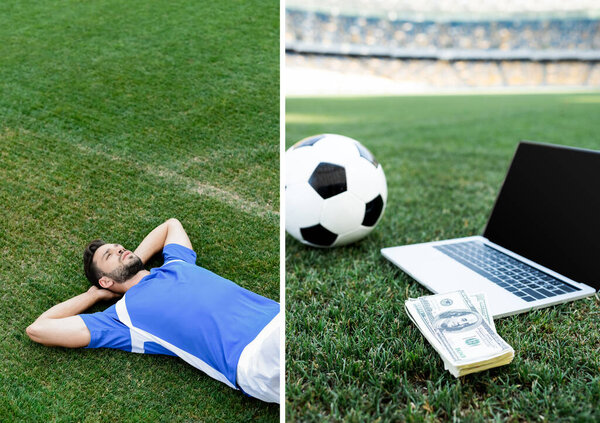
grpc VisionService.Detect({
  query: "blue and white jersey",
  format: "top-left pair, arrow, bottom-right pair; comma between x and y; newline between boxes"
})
79,243 -> 280,390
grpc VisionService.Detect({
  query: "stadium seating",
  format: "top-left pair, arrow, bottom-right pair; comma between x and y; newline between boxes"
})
287,10 -> 600,50
286,9 -> 600,89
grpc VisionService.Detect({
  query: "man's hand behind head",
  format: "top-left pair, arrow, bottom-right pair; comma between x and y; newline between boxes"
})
87,285 -> 123,301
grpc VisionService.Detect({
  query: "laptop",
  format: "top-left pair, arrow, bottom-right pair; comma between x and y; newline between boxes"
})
381,141 -> 598,318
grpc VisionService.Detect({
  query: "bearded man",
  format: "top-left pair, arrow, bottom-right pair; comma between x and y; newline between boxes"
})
26,218 -> 280,403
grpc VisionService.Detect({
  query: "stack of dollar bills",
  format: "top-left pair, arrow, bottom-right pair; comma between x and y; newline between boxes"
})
405,290 -> 514,377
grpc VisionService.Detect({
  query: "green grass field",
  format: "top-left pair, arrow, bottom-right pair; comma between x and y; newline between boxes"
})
286,93 -> 600,422
0,1 -> 279,421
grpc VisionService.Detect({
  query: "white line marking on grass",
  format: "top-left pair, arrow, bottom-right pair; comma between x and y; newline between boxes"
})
75,143 -> 279,220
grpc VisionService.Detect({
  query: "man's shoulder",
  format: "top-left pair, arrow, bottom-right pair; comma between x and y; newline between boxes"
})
162,243 -> 197,265
79,304 -> 128,337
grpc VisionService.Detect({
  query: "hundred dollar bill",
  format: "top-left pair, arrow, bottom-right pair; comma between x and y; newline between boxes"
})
405,290 -> 513,377
469,293 -> 496,332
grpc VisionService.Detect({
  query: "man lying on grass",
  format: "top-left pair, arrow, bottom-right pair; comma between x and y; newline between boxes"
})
26,218 -> 280,404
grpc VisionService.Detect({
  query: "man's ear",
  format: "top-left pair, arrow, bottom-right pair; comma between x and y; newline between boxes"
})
98,276 -> 114,290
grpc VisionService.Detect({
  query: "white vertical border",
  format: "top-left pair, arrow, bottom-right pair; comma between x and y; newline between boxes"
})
279,0 -> 286,418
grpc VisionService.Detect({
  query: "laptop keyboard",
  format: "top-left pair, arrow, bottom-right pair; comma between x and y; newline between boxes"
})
434,240 -> 580,302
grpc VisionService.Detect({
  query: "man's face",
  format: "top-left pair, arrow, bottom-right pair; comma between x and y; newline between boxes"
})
94,243 -> 144,283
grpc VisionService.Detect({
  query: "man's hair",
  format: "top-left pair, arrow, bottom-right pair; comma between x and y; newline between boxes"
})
83,239 -> 106,287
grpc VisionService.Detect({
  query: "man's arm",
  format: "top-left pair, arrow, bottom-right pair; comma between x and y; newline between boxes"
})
133,218 -> 193,265
26,286 -> 120,348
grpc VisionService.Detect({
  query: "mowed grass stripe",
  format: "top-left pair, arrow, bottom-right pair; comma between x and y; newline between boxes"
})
1,126 -> 278,222
74,142 -> 279,220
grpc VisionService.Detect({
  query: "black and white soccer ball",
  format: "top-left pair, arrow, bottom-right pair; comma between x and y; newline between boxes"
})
285,134 -> 387,247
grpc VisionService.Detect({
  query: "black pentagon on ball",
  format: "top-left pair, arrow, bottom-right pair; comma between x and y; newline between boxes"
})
309,162 -> 347,199
292,134 -> 325,149
300,224 -> 338,247
355,142 -> 379,167
362,194 -> 384,227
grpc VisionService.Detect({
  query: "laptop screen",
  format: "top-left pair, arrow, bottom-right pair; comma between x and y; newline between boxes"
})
483,141 -> 600,290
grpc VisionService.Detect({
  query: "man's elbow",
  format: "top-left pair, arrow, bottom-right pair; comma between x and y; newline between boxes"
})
166,217 -> 181,226
26,322 -> 43,344
26,321 -> 51,346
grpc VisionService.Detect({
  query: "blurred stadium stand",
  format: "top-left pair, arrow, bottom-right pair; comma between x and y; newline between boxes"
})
286,3 -> 600,94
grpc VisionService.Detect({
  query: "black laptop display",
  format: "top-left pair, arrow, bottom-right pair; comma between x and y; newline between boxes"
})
484,142 -> 600,290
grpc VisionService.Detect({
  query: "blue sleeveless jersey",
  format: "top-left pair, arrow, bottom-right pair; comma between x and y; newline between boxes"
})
79,243 -> 280,390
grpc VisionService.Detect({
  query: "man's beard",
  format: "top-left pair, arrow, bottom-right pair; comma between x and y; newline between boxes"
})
107,255 -> 144,283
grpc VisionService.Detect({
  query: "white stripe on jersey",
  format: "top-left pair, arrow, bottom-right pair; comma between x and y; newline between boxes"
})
115,299 -> 146,353
115,296 -> 237,390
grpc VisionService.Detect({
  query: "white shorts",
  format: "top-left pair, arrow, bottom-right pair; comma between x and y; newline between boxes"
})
236,312 -> 281,403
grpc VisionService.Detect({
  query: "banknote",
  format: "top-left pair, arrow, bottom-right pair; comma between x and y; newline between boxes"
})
405,290 -> 513,377
469,293 -> 495,332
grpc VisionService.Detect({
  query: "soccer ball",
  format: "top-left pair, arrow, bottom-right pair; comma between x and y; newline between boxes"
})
285,134 -> 387,247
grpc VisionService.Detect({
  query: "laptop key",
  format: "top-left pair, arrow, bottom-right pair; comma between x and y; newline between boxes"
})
521,296 -> 536,302
542,284 -> 556,291
537,288 -> 555,297
523,288 -> 544,299
561,284 -> 577,293
541,276 -> 555,282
